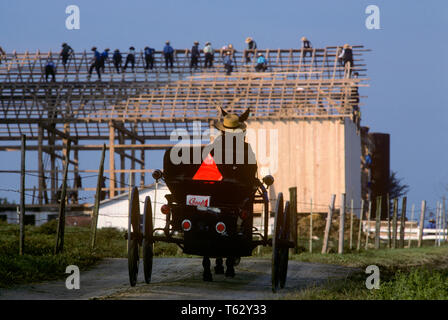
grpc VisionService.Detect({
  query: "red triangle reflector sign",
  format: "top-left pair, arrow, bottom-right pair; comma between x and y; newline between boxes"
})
193,153 -> 223,181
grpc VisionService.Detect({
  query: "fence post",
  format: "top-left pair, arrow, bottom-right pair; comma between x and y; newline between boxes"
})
399,197 -> 407,248
54,140 -> 71,254
309,198 -> 313,253
322,194 -> 336,254
19,134 -> 26,255
443,197 -> 447,242
365,200 -> 372,250
408,204 -> 415,248
289,187 -> 298,255
349,199 -> 354,250
435,202 -> 440,247
374,196 -> 382,249
357,199 -> 364,251
91,144 -> 106,250
392,198 -> 398,249
387,193 -> 391,248
418,200 -> 426,247
338,193 -> 346,254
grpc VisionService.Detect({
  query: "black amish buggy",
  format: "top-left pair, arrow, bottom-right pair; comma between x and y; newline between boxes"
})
125,143 -> 293,292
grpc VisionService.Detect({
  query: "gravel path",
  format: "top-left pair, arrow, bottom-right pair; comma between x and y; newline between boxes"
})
0,258 -> 357,300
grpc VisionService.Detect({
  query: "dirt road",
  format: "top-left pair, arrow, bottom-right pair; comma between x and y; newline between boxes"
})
0,258 -> 356,300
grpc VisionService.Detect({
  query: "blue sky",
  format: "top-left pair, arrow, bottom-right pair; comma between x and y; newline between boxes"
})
0,0 -> 447,214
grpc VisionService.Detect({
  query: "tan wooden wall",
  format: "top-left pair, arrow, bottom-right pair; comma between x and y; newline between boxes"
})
247,118 -> 361,213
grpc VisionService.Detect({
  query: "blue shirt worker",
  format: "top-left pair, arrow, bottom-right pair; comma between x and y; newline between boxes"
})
255,53 -> 267,72
45,60 -> 56,82
100,48 -> 110,72
163,41 -> 174,69
144,46 -> 155,70
223,52 -> 233,75
88,47 -> 102,80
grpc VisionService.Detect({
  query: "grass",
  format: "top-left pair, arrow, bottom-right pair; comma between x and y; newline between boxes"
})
284,245 -> 448,300
0,220 -> 180,288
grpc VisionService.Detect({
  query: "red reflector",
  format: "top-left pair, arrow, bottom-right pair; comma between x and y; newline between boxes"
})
216,222 -> 226,234
193,153 -> 223,181
161,204 -> 170,215
240,209 -> 248,220
182,219 -> 192,231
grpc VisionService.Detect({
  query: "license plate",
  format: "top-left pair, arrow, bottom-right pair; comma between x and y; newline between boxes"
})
186,195 -> 211,207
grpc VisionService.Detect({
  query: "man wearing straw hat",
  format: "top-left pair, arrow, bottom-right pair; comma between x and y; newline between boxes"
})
301,36 -> 312,57
244,37 -> 257,63
201,107 -> 256,281
338,43 -> 354,77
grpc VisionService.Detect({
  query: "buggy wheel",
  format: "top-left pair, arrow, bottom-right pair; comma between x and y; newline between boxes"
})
128,187 -> 140,287
272,192 -> 283,293
142,196 -> 154,284
279,201 -> 290,289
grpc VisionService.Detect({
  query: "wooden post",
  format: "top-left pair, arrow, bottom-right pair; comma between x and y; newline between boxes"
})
109,123 -> 116,198
443,197 -> 447,242
54,140 -> 71,254
338,193 -> 346,254
418,200 -> 426,248
365,200 -> 372,250
289,187 -> 298,255
392,198 -> 398,249
435,202 -> 440,247
19,135 -> 26,255
408,204 -> 415,248
322,194 -> 336,254
374,196 -> 382,249
118,132 -> 125,195
349,199 -> 354,250
37,126 -> 44,205
386,193 -> 391,248
357,199 -> 364,251
91,144 -> 106,250
49,128 -> 56,203
399,197 -> 407,248
309,198 -> 313,253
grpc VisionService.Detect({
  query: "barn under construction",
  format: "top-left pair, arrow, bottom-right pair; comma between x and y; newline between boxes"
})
0,45 -> 377,223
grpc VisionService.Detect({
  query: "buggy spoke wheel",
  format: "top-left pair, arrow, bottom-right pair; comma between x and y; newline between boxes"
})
272,192 -> 283,293
279,201 -> 290,289
127,187 -> 140,287
142,196 -> 154,284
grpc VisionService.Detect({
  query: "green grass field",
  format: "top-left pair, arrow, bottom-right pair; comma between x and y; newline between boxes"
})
285,245 -> 448,300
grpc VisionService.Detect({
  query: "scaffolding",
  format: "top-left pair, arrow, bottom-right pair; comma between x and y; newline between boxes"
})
0,45 -> 369,207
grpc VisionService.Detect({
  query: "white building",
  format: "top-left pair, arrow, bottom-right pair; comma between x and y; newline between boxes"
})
97,183 -> 170,230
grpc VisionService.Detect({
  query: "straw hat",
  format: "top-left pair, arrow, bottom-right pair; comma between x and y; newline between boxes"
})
343,43 -> 351,49
301,37 -> 307,41
245,37 -> 252,43
215,108 -> 250,133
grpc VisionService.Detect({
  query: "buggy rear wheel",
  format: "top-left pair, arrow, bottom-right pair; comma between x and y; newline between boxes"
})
272,192 -> 283,293
142,196 -> 154,284
279,201 -> 290,289
128,187 -> 140,287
